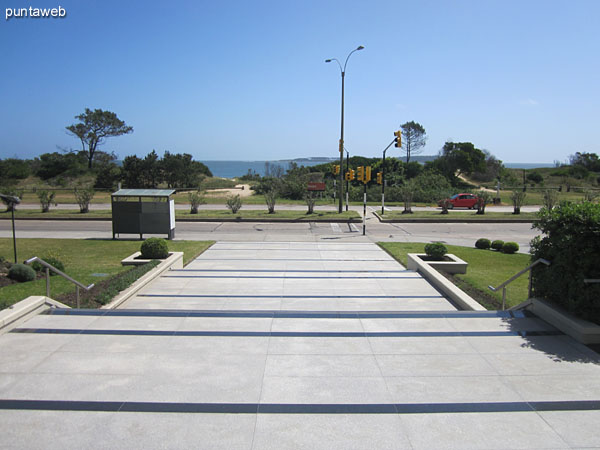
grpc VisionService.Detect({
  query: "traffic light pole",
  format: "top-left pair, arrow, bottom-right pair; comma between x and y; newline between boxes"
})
380,138 -> 395,215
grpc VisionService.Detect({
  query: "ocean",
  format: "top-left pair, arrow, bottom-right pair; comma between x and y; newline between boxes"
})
201,159 -> 555,178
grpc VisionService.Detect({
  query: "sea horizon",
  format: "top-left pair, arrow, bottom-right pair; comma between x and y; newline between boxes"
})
200,158 -> 556,178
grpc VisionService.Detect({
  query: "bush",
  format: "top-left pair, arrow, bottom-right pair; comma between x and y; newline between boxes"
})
140,238 -> 169,259
526,171 -> 543,184
226,194 -> 242,213
188,190 -> 205,214
31,256 -> 65,276
8,264 -> 36,282
94,260 -> 160,305
491,240 -> 504,251
424,242 -> 447,260
531,202 -> 600,324
74,188 -> 95,213
510,190 -> 526,214
501,242 -> 519,254
37,189 -> 55,213
475,238 -> 491,249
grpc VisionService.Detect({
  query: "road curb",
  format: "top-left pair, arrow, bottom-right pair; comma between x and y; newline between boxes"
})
372,211 -> 534,224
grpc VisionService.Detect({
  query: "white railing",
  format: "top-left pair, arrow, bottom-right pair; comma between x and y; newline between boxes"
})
25,257 -> 94,308
488,258 -> 551,310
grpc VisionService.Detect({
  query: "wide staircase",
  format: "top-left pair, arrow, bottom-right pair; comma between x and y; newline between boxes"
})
1,241 -> 599,449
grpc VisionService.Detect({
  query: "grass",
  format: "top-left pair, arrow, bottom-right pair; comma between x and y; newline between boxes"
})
179,209 -> 360,220
0,238 -> 214,309
2,209 -> 360,221
377,210 -> 538,221
378,242 -> 531,309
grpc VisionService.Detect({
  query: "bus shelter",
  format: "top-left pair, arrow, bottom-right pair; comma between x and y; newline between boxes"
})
111,189 -> 176,240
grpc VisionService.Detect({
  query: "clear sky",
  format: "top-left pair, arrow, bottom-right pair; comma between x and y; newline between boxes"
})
1,0 -> 598,163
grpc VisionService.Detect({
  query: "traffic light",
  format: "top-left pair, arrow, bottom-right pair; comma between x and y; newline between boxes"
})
332,165 -> 340,175
349,169 -> 355,180
356,166 -> 364,182
365,166 -> 372,183
394,130 -> 402,148
376,172 -> 383,184
345,171 -> 351,181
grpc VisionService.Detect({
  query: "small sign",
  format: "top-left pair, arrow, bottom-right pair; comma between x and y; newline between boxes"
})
307,182 -> 326,191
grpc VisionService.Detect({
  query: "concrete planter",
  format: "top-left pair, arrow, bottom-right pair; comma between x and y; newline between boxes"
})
122,251 -> 177,266
105,251 -> 183,309
406,253 -> 468,274
406,253 -> 484,311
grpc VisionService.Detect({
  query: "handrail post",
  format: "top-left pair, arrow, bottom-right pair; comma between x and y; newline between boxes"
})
76,286 -> 80,309
528,269 -> 533,299
502,287 -> 506,311
45,268 -> 50,297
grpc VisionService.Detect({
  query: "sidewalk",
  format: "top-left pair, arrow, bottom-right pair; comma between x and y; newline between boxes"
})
1,241 -> 598,448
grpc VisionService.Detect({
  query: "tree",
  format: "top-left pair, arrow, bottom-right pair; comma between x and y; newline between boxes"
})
570,152 -> 600,172
66,108 -> 133,169
400,121 -> 427,163
430,142 -> 486,180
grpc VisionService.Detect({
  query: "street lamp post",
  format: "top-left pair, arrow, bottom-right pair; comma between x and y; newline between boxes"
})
345,148 -> 349,211
326,45 -> 364,213
0,194 -> 21,263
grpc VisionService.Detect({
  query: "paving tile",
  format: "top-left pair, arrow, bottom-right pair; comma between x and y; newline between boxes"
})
375,354 -> 499,377
252,414 -> 411,450
268,336 -> 373,355
503,374 -> 600,401
260,376 -> 392,404
385,375 -> 523,404
265,354 -> 382,377
482,352 -> 600,376
539,411 -> 600,448
368,336 -> 477,355
399,411 -> 568,449
271,318 -> 364,333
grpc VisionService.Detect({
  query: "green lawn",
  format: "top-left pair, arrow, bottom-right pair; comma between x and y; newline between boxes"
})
2,209 -> 360,221
377,210 -> 538,221
0,239 -> 213,309
378,242 -> 531,309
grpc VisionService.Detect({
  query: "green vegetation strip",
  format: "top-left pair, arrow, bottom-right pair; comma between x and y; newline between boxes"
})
93,259 -> 160,305
378,242 -> 531,309
0,239 -> 213,309
2,209 -> 360,221
377,210 -> 538,222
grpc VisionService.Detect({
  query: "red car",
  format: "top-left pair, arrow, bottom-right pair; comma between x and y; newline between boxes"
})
439,193 -> 478,209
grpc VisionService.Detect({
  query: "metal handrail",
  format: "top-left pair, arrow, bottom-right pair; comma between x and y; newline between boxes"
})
25,257 -> 94,308
584,279 -> 600,284
488,258 -> 550,310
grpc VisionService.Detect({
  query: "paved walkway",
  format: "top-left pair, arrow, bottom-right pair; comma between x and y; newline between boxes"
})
1,242 -> 599,448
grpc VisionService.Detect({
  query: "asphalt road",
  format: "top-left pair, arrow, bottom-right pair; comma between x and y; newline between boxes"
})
0,213 -> 540,252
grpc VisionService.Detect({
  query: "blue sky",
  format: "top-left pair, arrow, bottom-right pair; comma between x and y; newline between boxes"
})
1,0 -> 598,163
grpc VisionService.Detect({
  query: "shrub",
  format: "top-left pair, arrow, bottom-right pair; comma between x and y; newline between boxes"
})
526,171 -> 543,184
531,202 -> 600,324
8,264 -> 36,282
491,240 -> 504,251
475,190 -> 491,215
424,242 -> 447,260
510,190 -> 526,214
31,256 -> 65,276
37,189 -> 55,213
305,192 -> 317,214
94,260 -> 160,305
74,188 -> 95,213
188,190 -> 205,214
501,242 -> 519,254
542,189 -> 559,210
226,194 -> 242,213
475,238 -> 491,249
140,237 -> 169,259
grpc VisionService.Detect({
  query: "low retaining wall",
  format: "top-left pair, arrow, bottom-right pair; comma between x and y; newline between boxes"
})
0,296 -> 69,335
519,298 -> 600,345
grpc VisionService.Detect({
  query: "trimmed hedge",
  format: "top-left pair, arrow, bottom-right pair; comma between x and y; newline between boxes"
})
501,242 -> 519,254
491,240 -> 504,251
94,260 -> 160,305
424,242 -> 447,260
140,238 -> 169,259
475,238 -> 491,250
531,202 -> 600,324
